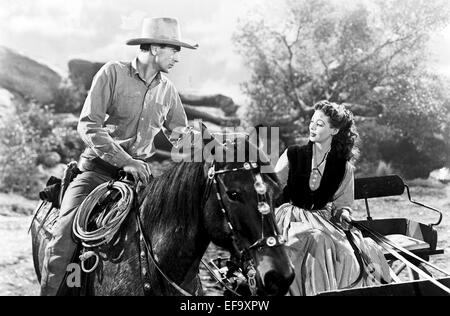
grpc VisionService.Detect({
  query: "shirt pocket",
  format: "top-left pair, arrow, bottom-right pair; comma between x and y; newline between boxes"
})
149,102 -> 169,128
114,91 -> 143,119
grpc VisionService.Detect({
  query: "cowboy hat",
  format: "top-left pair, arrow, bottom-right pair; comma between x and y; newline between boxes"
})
126,17 -> 198,49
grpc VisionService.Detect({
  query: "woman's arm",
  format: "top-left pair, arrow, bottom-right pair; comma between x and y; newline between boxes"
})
332,163 -> 355,229
274,149 -> 289,188
333,163 -> 355,209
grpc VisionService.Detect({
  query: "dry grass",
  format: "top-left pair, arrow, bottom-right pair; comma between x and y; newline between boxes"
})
0,193 -> 40,296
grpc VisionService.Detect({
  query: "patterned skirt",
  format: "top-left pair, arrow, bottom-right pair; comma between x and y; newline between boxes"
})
275,203 -> 391,296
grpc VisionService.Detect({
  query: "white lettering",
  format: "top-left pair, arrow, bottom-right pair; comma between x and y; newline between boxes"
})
66,263 -> 81,288
180,300 -> 214,313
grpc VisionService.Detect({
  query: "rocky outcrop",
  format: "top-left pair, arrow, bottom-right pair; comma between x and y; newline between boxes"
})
180,94 -> 239,116
68,58 -> 241,126
184,105 -> 240,126
0,46 -> 62,104
68,59 -> 104,90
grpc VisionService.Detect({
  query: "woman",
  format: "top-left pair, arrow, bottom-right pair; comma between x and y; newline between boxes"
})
275,101 -> 390,296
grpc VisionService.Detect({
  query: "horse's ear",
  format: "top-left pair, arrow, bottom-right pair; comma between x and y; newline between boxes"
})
247,124 -> 265,151
201,122 -> 223,158
201,122 -> 213,142
247,124 -> 276,167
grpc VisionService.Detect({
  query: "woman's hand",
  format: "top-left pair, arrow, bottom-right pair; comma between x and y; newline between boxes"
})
335,208 -> 352,231
340,209 -> 352,230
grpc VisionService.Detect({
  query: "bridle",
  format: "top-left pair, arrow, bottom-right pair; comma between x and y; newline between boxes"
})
137,159 -> 286,296
204,160 -> 286,295
206,161 -> 285,251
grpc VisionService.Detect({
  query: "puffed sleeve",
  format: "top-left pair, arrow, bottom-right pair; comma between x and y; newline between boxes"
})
274,149 -> 289,188
332,162 -> 355,211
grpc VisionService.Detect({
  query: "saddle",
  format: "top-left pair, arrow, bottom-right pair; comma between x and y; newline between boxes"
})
31,162 -> 135,295
31,162 -> 81,236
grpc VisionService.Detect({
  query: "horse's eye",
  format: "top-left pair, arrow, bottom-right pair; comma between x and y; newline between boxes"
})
226,190 -> 242,202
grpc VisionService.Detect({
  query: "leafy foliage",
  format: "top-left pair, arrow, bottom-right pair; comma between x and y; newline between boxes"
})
53,79 -> 87,114
235,0 -> 450,178
0,100 -> 84,198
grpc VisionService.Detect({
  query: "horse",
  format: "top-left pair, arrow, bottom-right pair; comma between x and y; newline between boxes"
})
31,135 -> 295,296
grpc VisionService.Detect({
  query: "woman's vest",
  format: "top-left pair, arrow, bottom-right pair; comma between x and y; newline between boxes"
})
283,142 -> 347,210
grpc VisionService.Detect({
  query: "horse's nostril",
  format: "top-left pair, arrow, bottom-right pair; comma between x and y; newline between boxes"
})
263,270 -> 293,296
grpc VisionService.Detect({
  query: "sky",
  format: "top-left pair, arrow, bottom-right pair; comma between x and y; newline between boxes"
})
1,0 -> 450,106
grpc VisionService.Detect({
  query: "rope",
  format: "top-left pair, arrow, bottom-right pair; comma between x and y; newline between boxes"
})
73,181 -> 135,249
79,251 -> 100,273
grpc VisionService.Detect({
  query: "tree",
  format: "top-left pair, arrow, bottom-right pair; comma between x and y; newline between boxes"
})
234,0 -> 450,178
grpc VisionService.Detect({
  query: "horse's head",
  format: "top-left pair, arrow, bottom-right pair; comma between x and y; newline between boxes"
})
201,133 -> 294,296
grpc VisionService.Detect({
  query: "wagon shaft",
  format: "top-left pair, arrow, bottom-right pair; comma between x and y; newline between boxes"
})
317,277 -> 450,296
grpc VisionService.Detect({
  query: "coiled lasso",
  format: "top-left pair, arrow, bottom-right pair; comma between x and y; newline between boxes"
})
72,180 -> 135,272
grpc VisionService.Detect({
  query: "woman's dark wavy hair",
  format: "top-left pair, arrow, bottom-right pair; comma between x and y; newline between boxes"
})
314,100 -> 360,163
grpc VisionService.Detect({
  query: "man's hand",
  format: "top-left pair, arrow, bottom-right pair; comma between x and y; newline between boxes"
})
123,159 -> 152,185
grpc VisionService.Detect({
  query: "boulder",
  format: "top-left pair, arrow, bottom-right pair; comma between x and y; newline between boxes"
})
0,46 -> 62,104
184,105 -> 240,126
68,59 -> 104,90
180,94 -> 239,116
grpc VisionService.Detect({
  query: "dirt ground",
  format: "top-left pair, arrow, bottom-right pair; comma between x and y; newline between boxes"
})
0,181 -> 449,296
0,195 -> 40,296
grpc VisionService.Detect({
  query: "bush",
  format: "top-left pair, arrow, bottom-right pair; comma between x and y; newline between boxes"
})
0,119 -> 41,198
378,138 -> 449,179
53,79 -> 87,114
0,100 -> 84,198
355,95 -> 450,179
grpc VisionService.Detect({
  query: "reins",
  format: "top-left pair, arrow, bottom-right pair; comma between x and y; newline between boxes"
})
135,210 -> 194,296
353,221 -> 450,294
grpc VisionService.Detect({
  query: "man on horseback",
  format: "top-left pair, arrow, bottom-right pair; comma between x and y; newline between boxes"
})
40,17 -> 198,295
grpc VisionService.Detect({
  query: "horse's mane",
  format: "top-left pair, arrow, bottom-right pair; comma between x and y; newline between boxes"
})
139,162 -> 206,238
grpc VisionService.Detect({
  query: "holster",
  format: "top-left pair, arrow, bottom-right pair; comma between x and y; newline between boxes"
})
38,162 -> 81,209
39,177 -> 62,208
58,162 -> 82,208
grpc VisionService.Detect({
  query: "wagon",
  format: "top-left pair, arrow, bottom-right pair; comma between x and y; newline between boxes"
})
318,175 -> 450,296
204,175 -> 450,296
